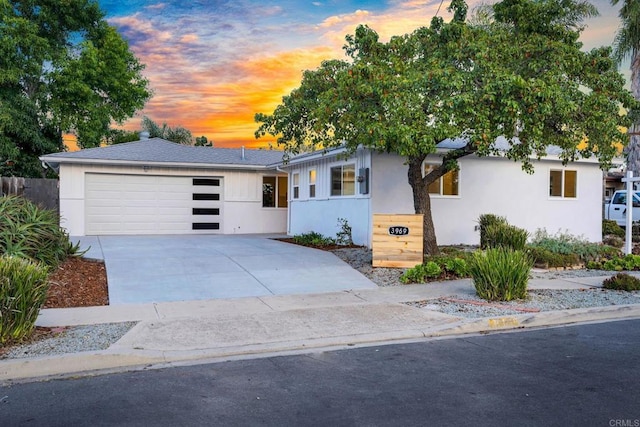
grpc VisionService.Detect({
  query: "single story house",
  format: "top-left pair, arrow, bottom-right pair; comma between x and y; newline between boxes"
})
40,137 -> 288,236
280,138 -> 603,246
41,136 -> 603,246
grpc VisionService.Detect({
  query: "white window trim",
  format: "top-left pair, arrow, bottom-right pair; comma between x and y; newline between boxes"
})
309,168 -> 316,199
422,159 -> 461,198
549,168 -> 578,200
292,172 -> 300,200
329,162 -> 357,198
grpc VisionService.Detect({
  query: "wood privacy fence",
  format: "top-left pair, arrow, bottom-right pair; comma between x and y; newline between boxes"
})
1,177 -> 59,212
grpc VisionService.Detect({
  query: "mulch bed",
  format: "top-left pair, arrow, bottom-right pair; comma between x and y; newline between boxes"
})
44,257 -> 109,308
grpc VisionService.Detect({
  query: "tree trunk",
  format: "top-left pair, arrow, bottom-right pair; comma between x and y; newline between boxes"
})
407,157 -> 439,255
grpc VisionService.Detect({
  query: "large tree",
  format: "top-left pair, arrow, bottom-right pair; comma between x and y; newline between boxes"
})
0,0 -> 151,177
612,0 -> 640,176
255,0 -> 634,254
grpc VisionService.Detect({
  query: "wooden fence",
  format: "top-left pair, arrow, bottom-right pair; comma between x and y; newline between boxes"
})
1,177 -> 59,212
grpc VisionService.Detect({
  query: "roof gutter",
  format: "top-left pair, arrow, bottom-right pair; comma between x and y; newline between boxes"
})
37,156 -> 278,171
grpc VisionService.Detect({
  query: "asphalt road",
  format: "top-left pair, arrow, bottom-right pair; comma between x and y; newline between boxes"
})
1,319 -> 639,426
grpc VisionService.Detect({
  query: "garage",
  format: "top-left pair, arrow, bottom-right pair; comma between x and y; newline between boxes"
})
85,173 -> 223,235
40,137 -> 288,236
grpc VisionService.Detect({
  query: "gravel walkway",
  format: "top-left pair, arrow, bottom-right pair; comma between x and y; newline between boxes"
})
2,247 -> 639,360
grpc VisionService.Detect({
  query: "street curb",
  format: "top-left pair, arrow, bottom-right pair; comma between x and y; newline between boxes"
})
2,304 -> 640,385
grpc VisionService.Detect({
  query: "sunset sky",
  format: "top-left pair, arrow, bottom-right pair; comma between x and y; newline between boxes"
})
97,0 -> 625,149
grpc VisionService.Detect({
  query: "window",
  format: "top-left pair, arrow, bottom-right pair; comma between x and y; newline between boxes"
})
330,164 -> 356,196
193,178 -> 220,186
262,176 -> 288,208
423,163 -> 459,196
549,170 -> 577,198
309,169 -> 316,198
292,173 -> 300,199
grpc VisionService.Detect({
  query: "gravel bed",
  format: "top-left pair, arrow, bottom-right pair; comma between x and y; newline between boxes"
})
406,289 -> 640,319
2,322 -> 137,360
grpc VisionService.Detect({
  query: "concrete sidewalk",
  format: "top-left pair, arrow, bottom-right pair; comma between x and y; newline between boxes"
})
2,275 -> 640,383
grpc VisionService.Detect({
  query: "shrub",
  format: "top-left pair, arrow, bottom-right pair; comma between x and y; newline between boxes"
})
526,247 -> 580,268
0,195 -> 81,268
589,254 -> 640,271
602,235 -> 624,249
292,231 -> 335,247
469,248 -> 532,301
602,273 -> 640,291
602,219 -> 625,238
400,264 -> 427,284
399,261 -> 443,284
335,218 -> 353,246
484,223 -> 528,251
528,228 -> 617,263
0,255 -> 50,343
423,261 -> 442,278
478,214 -> 508,249
443,257 -> 468,277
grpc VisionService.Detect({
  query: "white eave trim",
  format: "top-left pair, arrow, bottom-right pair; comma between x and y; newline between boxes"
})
38,156 -> 280,171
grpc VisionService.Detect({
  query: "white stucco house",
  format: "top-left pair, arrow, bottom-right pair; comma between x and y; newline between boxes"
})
40,136 -> 603,246
40,137 -> 288,236
280,138 -> 603,246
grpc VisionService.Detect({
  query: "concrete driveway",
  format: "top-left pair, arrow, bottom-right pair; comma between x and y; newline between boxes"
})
73,235 -> 377,305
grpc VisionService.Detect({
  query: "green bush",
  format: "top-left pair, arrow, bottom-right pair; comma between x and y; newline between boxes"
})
526,247 -> 580,268
602,273 -> 640,291
0,255 -> 50,343
588,254 -> 640,271
602,219 -> 625,238
483,223 -> 528,251
423,261 -> 442,278
469,248 -> 532,301
478,214 -> 508,249
529,229 -> 618,263
0,196 -> 81,268
292,231 -> 335,247
399,261 -> 443,284
443,257 -> 468,277
602,235 -> 624,249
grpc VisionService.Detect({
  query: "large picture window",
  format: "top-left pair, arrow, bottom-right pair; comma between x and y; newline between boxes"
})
330,164 -> 356,196
423,163 -> 459,196
262,176 -> 288,207
549,170 -> 577,198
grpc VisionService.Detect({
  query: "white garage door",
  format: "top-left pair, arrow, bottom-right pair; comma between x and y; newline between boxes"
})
85,173 -> 223,235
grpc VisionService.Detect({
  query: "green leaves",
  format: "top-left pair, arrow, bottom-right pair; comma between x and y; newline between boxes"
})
0,0 -> 151,174
255,0 -> 634,252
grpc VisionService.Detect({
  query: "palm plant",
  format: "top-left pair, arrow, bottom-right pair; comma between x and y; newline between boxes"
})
612,0 -> 640,175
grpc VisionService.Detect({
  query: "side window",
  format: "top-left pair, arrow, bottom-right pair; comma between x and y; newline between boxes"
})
423,163 -> 459,196
549,170 -> 577,198
292,173 -> 299,199
612,192 -> 626,205
309,169 -> 316,198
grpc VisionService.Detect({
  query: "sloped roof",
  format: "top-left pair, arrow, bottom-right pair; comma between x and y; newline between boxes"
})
40,138 -> 285,170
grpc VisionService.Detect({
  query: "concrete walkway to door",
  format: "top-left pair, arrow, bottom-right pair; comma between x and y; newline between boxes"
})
72,235 -> 377,305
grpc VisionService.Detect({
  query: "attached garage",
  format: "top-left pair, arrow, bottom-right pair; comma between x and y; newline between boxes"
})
84,174 -> 223,235
40,137 -> 287,237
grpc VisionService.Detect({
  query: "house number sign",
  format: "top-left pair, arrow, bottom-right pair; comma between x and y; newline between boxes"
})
388,226 -> 410,236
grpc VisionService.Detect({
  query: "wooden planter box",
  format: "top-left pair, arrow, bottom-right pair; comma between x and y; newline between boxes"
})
372,214 -> 424,268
